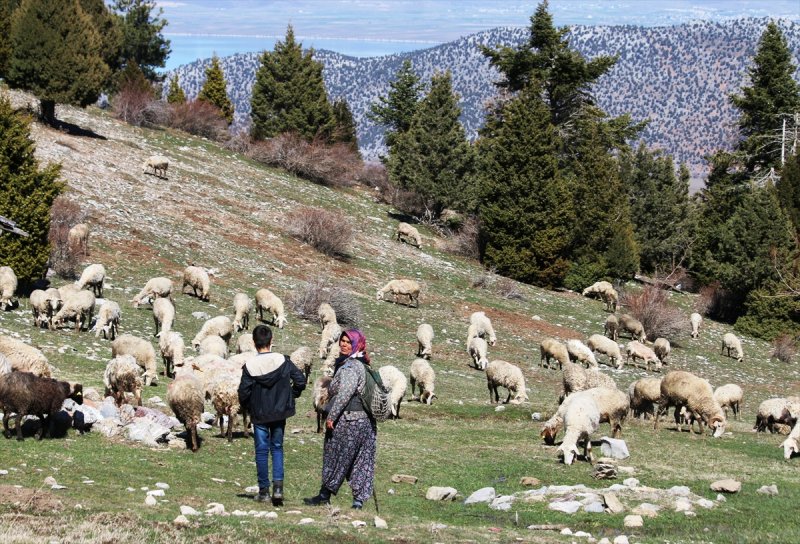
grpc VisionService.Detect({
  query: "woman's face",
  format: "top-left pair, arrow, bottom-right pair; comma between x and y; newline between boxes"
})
339,334 -> 353,357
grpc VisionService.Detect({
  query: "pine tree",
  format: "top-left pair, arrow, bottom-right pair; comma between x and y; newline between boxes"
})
0,95 -> 64,283
777,151 -> 800,235
166,74 -> 186,104
368,59 -> 423,150
80,0 -> 122,88
198,56 -> 234,124
250,25 -> 335,142
7,0 -> 110,125
0,0 -> 20,78
331,98 -> 359,152
387,71 -> 475,215
111,0 -> 171,82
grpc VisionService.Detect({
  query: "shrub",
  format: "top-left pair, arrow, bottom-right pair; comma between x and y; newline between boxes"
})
223,131 -> 253,155
696,281 -> 744,323
444,216 -> 480,259
563,259 -> 608,292
619,285 -> 687,341
112,84 -> 167,127
734,288 -> 800,341
48,197 -> 87,279
286,207 -> 353,257
287,276 -> 362,328
770,333 -> 797,363
167,100 -> 229,140
496,277 -> 524,300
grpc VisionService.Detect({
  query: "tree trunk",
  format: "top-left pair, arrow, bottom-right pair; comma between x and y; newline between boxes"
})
39,99 -> 56,125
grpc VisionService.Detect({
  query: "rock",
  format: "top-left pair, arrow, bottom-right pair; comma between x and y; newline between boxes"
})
135,406 -> 180,429
583,502 -> 605,513
351,520 -> 367,528
192,311 -> 210,320
598,539 -> 611,544
623,478 -> 639,488
285,510 -> 302,515
717,494 -> 727,502
617,466 -> 635,474
603,493 -> 625,514
145,495 -> 157,506
426,486 -> 458,501
489,495 -> 514,511
668,486 -> 691,496
675,499 -> 693,512
147,489 -> 165,497
82,388 -> 102,402
548,500 -> 582,514
757,484 -> 778,496
210,478 -> 226,483
710,479 -> 741,493
391,474 -> 418,484
126,418 -> 170,447
201,412 -> 216,424
74,404 -> 103,425
599,437 -> 629,459
575,531 -> 591,537
495,405 -> 505,412
180,505 -> 200,516
623,515 -> 643,528
51,484 -> 67,490
205,503 -> 225,515
520,477 -> 541,486
298,518 -> 314,525
696,498 -> 715,509
98,401 -> 121,420
430,522 -> 448,530
95,418 -> 121,438
264,511 -> 278,519
684,510 -> 697,517
0,470 -> 7,476
174,515 -> 190,526
44,476 -> 57,486
593,463 -> 618,480
374,516 -> 388,529
531,412 -> 541,420
613,536 -> 630,544
632,503 -> 660,518
464,487 -> 496,505
561,528 -> 573,535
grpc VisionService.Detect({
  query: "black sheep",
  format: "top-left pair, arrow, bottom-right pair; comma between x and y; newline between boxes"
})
0,372 -> 83,441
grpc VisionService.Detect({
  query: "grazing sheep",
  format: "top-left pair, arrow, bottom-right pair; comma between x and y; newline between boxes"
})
144,155 -> 169,178
232,293 -> 251,332
93,300 -> 121,340
29,289 -> 51,328
0,266 -> 18,310
541,386 -> 629,444
318,303 -> 336,331
208,372 -> 248,442
378,365 -> 408,418
237,332 -> 256,354
416,323 -> 434,359
396,222 -> 422,248
313,375 -> 332,433
540,337 -> 570,370
290,346 -> 313,380
470,311 -> 497,346
191,315 -> 234,350
376,279 -> 420,308
618,314 -> 646,342
690,312 -> 703,339
566,339 -> 598,369
111,334 -> 158,386
654,370 -> 726,437
68,223 -> 89,255
52,290 -> 95,332
131,277 -> 174,308
582,281 -> 618,312
199,335 -> 229,358
0,372 -> 83,441
629,377 -> 663,419
468,336 -> 489,370
486,360 -> 528,404
721,332 -> 744,362
159,331 -> 184,379
653,338 -> 671,364
780,419 -> 800,459
58,283 -> 81,301
254,288 -> 287,329
753,397 -> 800,433
319,321 -> 342,360
604,314 -> 619,341
713,384 -> 743,420
167,374 -> 205,452
561,361 -> 616,401
625,341 -> 662,371
75,263 -> 105,297
103,354 -> 143,407
409,358 -> 436,405
556,394 -> 601,465
152,297 -> 175,337
0,335 -> 52,377
586,334 -> 622,368
182,265 -> 211,301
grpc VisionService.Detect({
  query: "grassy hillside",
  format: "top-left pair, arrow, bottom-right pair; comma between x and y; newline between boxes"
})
1,91 -> 799,543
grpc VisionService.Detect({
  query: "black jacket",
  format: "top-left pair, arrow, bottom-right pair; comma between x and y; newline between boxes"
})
238,352 -> 306,424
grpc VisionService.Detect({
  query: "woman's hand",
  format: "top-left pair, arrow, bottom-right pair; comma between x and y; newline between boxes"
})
326,418 -> 334,430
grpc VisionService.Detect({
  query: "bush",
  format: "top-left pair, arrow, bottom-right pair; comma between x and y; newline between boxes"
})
563,259 -> 608,292
48,196 -> 86,279
167,100 -> 229,140
287,276 -> 362,328
444,216 -> 480,259
286,207 -> 353,257
770,333 -> 797,363
496,276 -> 524,300
112,84 -> 167,127
696,281 -> 743,323
223,131 -> 253,155
734,288 -> 800,341
619,285 -> 687,341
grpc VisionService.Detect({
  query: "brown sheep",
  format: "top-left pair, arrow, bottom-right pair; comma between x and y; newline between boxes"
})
0,372 -> 83,441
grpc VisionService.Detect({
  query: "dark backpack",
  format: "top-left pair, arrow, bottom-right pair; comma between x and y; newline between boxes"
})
359,362 -> 392,422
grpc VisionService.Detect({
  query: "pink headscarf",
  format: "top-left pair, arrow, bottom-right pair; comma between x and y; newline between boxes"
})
342,329 -> 370,365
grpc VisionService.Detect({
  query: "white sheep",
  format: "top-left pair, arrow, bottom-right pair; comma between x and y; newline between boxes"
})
625,341 -> 662,371
629,377 -> 663,419
111,334 -> 158,386
721,332 -> 743,362
753,397 -> 800,433
191,315 -> 234,350
653,337 -> 671,365
468,336 -> 489,370
313,375 -> 332,433
68,223 -> 89,255
182,265 -> 211,301
0,335 -> 53,377
396,222 -> 422,248
378,365 -> 408,418
232,292 -> 252,332
566,339 -> 598,368
416,323 -> 434,359
159,330 -> 184,379
654,370 -> 726,437
167,374 -> 205,452
376,279 -> 420,308
541,386 -> 628,444
780,419 -> 800,459
93,300 -> 121,340
486,359 -> 528,404
540,337 -> 569,370
582,281 -> 618,312
690,312 -> 703,339
561,361 -> 616,401
557,394 -> 601,465
75,263 -> 105,297
131,277 -> 174,308
290,346 -> 313,379
409,358 -> 436,405
29,289 -> 51,328
236,332 -> 256,354
199,335 -> 229,358
255,288 -> 287,328
470,311 -> 497,346
152,297 -> 175,337
604,314 -> 619,341
586,334 -> 622,368
58,283 -> 81,301
208,372 -> 248,442
319,321 -> 342,360
0,266 -> 18,310
144,155 -> 169,178
318,303 -> 337,331
52,290 -> 95,332
619,314 -> 646,342
103,354 -> 143,407
713,383 -> 743,420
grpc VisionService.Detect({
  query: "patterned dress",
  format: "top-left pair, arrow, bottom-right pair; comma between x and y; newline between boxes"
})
321,357 -> 377,502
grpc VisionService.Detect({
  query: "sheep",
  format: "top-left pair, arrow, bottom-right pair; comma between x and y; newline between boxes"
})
319,321 -> 342,360
625,341 -> 662,371
93,300 -> 121,340
470,311 -> 497,346
468,336 -> 489,370
29,289 -> 51,328
556,394 -> 601,465
561,361 -> 617,401
0,371 -> 83,441
313,375 -> 332,433
604,314 -> 619,341
75,263 -> 105,297
629,377 -> 663,419
541,386 -> 629,444
199,335 -> 228,358
208,372 -> 248,442
653,337 -> 671,365
378,365 -> 408,418
690,312 -> 703,339
540,337 -> 570,370
51,290 -> 95,332
57,283 -> 81,301
713,383 -> 743,420
68,223 -> 89,255
586,334 -> 622,368
159,330 -> 184,379
0,335 -> 52,377
654,370 -> 726,437
290,346 -> 313,380
376,279 -> 420,308
486,359 -> 528,404
318,303 -> 336,331
131,277 -> 174,308
753,397 -> 800,433
152,297 -> 175,337
582,281 -> 618,312
721,332 -> 744,362
182,265 -> 211,301
232,292 -> 252,332
566,339 -> 598,368
618,314 -> 646,342
143,155 -> 169,178
237,332 -> 256,354
167,374 -> 204,452
103,354 -> 143,407
416,323 -> 434,359
254,288 -> 287,328
111,334 -> 158,386
0,266 -> 18,310
396,222 -> 422,248
192,316 -> 234,350
780,419 -> 800,459
409,358 -> 436,405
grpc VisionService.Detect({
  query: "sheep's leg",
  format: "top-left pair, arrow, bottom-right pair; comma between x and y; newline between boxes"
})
226,411 -> 234,442
135,389 -> 142,407
504,390 -> 512,404
395,399 -> 402,419
654,405 -> 667,431
2,411 -> 11,438
316,411 -> 323,433
487,382 -> 494,403
153,315 -> 159,337
190,424 -> 199,452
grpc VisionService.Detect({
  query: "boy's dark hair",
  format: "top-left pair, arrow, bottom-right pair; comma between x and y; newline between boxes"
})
252,325 -> 273,350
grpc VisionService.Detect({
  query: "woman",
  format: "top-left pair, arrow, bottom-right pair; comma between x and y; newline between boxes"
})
304,329 -> 376,509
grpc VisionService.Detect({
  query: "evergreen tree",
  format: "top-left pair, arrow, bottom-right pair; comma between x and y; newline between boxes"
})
198,56 -> 234,124
730,21 -> 800,174
116,59 -> 153,95
7,0 -> 110,125
80,0 -> 122,88
331,98 -> 359,152
166,74 -> 186,104
0,95 -> 64,283
250,26 -> 335,142
777,151 -> 800,235
111,0 -> 171,82
368,59 -> 423,150
0,0 -> 20,78
387,71 -> 475,215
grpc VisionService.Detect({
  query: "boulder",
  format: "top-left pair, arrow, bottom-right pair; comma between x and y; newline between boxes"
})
489,495 -> 514,511
603,493 -> 625,514
632,503 -> 660,518
391,474 -> 418,484
520,477 -> 541,486
426,487 -> 458,501
174,515 -> 190,526
548,500 -> 582,514
710,479 -> 741,493
180,505 -> 200,516
623,514 -> 643,528
464,487 -> 496,505
374,516 -> 388,529
599,437 -> 630,459
757,484 -> 778,496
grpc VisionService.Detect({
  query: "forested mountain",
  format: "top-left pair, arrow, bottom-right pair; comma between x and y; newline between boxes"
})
170,17 -> 800,179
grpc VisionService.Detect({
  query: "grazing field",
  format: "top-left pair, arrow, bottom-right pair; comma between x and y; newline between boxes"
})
1,91 -> 799,543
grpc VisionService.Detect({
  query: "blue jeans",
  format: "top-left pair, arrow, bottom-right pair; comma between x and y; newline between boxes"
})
253,420 -> 285,490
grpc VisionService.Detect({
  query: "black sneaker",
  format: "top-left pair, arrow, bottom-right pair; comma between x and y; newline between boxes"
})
255,489 -> 270,502
303,492 -> 330,506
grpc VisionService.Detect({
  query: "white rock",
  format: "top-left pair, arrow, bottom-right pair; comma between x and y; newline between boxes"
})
430,523 -> 448,530
668,486 -> 691,496
0,470 -> 8,475
674,499 -> 693,512
145,495 -> 157,506
599,437 -> 629,459
74,504 -> 83,509
548,500 -> 582,514
623,514 -> 643,528
495,405 -> 505,412
210,478 -> 226,483
298,518 -> 314,525
374,516 -> 388,529
245,485 -> 259,493
632,503 -> 660,517
561,528 -> 573,535
583,502 -> 605,513
44,476 -> 57,486
426,486 -> 458,501
352,520 -> 367,528
180,505 -> 200,516
155,482 -> 170,489
489,495 -> 514,511
613,536 -> 630,544
696,498 -> 715,509
716,494 -> 726,502
174,515 -> 190,526
147,489 -> 165,497
126,487 -> 135,492
51,484 -> 67,490
623,478 -> 639,488
464,487 -> 496,505
82,480 -> 94,485
598,539 -> 611,544
264,511 -> 278,519
232,510 -> 249,516
757,484 -> 778,496
205,503 -> 225,515
575,531 -> 591,537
